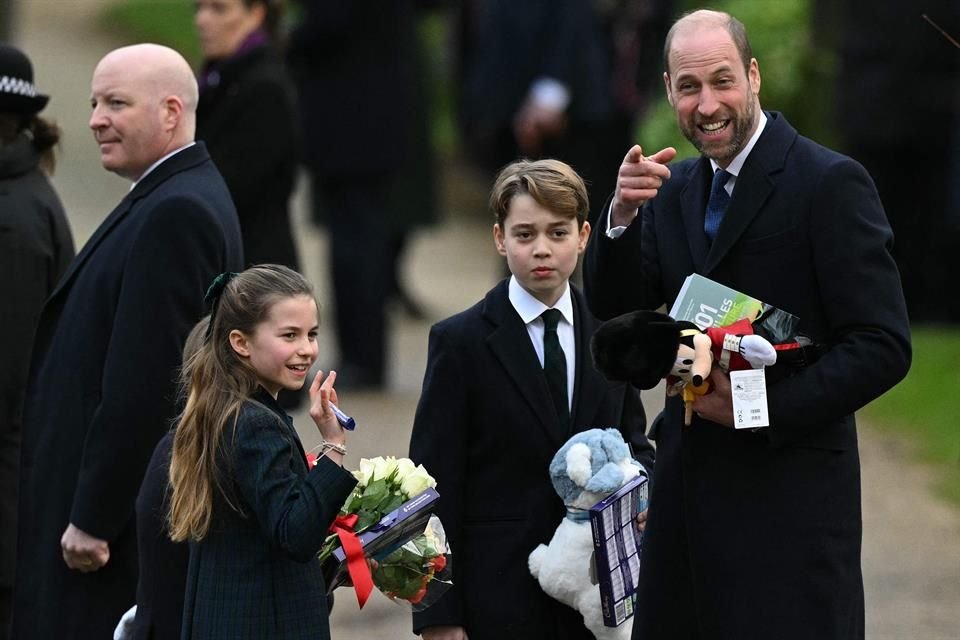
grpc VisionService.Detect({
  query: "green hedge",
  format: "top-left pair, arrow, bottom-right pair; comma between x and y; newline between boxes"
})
864,328 -> 960,504
101,0 -> 200,63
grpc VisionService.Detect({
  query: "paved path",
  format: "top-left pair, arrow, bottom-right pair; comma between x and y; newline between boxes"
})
13,2 -> 960,638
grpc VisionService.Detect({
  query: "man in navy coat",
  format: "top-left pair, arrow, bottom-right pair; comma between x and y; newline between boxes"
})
13,44 -> 243,639
583,10 -> 911,640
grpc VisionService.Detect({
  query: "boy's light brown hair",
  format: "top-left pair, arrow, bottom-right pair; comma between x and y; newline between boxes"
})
489,159 -> 590,228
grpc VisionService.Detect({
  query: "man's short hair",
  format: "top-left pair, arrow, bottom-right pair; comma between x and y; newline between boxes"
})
663,11 -> 754,76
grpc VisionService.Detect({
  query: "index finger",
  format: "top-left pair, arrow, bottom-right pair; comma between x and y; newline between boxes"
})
646,146 -> 677,165
309,369 -> 324,398
320,369 -> 337,390
639,146 -> 676,178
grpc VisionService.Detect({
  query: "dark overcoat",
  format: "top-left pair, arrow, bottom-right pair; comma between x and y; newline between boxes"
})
409,280 -> 654,640
0,135 -> 74,591
13,143 -> 243,639
180,390 -> 357,640
583,112 -> 912,640
286,2 -> 417,175
196,45 -> 300,270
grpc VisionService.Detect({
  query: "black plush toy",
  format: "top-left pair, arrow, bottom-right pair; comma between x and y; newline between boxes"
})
591,310 -> 715,426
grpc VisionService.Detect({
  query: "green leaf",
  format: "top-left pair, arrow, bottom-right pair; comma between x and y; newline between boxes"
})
354,509 -> 382,533
342,487 -> 366,513
359,479 -> 389,509
377,492 -> 406,515
374,563 -> 426,599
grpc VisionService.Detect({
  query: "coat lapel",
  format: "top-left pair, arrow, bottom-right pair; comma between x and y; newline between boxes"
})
47,193 -> 134,302
679,159 -> 712,273
483,281 -> 568,449
570,288 -> 606,433
46,144 -> 211,303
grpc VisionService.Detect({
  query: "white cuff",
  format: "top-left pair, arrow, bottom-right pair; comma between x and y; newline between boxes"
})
604,201 -> 627,239
607,225 -> 628,239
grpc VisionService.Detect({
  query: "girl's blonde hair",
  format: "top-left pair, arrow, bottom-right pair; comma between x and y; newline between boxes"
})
168,264 -> 315,542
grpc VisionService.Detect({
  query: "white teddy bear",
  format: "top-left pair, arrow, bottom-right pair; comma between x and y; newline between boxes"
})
528,428 -> 644,640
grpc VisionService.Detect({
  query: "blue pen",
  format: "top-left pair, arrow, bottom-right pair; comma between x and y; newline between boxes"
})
329,402 -> 356,430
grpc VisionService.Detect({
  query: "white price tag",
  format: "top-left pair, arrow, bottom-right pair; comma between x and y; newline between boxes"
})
730,369 -> 769,429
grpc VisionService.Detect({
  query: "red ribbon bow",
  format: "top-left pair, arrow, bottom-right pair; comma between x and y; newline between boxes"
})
329,513 -> 373,608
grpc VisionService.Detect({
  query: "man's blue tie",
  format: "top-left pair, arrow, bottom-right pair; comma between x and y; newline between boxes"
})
704,168 -> 732,241
541,309 -> 569,427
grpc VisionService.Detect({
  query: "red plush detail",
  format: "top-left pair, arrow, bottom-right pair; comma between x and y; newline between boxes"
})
705,318 -> 755,371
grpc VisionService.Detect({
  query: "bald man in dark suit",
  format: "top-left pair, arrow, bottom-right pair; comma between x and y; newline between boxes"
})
14,44 -> 243,639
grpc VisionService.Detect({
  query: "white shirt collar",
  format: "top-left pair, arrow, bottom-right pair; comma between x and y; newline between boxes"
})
508,276 -> 574,327
710,110 -> 767,178
130,142 -> 196,190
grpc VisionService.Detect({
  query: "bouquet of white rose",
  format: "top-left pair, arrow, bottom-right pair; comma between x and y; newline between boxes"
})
318,456 -> 452,609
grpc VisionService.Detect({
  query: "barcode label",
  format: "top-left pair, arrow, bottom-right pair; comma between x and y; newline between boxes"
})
614,599 -> 626,624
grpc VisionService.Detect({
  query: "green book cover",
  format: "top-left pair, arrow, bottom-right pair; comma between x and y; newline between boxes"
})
669,274 -> 801,345
669,274 -> 766,329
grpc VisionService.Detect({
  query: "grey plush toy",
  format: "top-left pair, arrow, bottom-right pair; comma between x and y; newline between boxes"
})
528,428 -> 643,639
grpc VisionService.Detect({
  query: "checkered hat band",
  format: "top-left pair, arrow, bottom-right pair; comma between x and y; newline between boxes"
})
0,75 -> 38,98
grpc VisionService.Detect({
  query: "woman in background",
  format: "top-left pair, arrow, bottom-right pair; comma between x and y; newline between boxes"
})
195,0 -> 300,272
195,0 -> 304,407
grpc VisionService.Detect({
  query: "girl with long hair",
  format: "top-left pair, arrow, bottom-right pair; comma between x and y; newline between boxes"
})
169,264 -> 355,639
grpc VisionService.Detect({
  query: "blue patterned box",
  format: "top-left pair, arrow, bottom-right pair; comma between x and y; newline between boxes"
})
589,474 -> 649,627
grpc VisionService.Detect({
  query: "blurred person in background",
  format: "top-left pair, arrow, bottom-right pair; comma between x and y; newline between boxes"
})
287,0 -> 439,390
194,0 -> 306,406
833,1 -> 960,323
0,43 -> 74,640
195,0 -> 300,272
455,0 -> 672,223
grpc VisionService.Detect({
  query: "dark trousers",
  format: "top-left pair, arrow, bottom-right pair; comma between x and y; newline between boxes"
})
0,586 -> 10,640
312,173 -> 391,385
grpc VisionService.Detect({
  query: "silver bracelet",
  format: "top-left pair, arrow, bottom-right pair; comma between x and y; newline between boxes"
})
320,440 -> 347,456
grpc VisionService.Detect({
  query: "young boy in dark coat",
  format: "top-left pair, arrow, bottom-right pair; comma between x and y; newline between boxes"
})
409,159 -> 654,640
